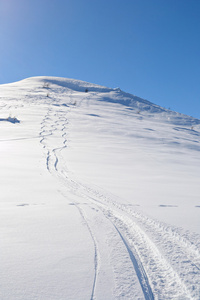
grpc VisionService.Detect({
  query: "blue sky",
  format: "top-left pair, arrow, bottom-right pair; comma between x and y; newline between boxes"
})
1,0 -> 200,118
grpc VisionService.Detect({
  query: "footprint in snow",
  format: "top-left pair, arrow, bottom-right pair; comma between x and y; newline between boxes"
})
159,205 -> 178,207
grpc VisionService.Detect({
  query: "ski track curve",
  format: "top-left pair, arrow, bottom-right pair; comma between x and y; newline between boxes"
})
39,92 -> 200,300
39,92 -> 101,299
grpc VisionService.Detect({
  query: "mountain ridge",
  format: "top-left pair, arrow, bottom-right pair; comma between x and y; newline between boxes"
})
1,76 -> 200,126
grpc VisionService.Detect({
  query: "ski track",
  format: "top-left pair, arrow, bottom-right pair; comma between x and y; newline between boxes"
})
113,224 -> 154,300
93,200 -> 193,300
80,187 -> 200,299
75,204 -> 99,300
39,91 -> 200,300
39,93 -> 101,299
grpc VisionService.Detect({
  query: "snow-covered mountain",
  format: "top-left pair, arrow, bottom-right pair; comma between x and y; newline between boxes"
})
1,76 -> 200,300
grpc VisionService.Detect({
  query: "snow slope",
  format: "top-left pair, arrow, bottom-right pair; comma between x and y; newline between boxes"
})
0,76 -> 200,299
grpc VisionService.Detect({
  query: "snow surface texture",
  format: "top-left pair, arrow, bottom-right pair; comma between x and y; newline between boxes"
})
0,76 -> 200,300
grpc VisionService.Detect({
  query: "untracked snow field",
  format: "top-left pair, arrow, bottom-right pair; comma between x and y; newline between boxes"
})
0,77 -> 200,299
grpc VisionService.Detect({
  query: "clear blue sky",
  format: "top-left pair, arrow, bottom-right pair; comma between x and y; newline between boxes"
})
1,0 -> 200,118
